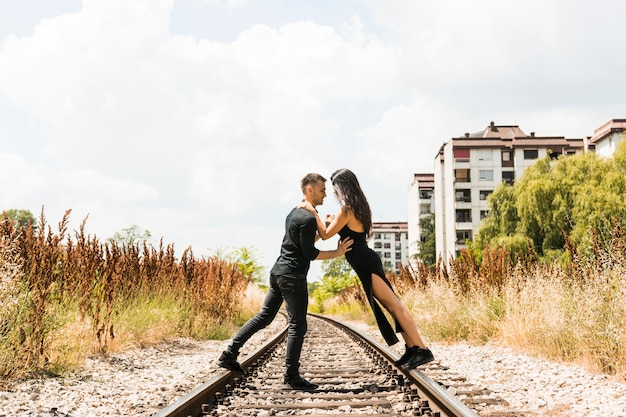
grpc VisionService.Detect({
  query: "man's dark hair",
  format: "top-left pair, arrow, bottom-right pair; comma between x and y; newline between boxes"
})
301,173 -> 326,193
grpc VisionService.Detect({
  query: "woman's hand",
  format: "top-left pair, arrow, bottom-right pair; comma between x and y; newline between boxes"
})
324,214 -> 335,227
297,201 -> 316,214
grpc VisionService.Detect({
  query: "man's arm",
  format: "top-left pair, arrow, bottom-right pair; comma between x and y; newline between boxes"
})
315,237 -> 353,260
300,213 -> 322,260
300,212 -> 352,260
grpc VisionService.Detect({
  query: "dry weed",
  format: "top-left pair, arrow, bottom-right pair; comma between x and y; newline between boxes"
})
0,209 -> 251,380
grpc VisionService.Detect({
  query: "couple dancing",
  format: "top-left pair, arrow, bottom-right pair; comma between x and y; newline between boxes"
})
218,169 -> 433,390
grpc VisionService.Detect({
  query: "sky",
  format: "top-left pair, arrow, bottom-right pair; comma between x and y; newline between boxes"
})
1,0 -> 625,280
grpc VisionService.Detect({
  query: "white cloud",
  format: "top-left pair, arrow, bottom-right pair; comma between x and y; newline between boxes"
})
358,92 -> 456,184
1,0 -> 625,269
0,0 -> 408,259
0,151 -> 160,240
0,153 -> 46,203
56,169 -> 160,205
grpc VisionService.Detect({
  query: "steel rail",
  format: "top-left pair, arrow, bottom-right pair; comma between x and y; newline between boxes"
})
154,312 -> 478,417
311,313 -> 479,417
153,319 -> 288,417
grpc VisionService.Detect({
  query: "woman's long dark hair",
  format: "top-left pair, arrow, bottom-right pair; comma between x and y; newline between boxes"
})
331,168 -> 372,237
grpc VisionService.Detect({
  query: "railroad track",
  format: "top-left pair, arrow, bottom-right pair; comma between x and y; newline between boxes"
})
154,314 -> 479,416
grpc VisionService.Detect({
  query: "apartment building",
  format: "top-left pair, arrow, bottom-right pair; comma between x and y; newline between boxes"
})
589,118 -> 626,158
407,173 -> 435,265
367,221 -> 409,274
433,121 -> 587,264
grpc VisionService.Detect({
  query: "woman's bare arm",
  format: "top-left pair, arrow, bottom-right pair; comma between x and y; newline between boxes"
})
299,202 -> 351,240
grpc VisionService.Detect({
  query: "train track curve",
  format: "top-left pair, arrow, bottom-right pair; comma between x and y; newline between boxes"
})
153,313 -> 479,416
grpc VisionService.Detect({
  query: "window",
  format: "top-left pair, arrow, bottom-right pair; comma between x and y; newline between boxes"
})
420,204 -> 431,214
454,148 -> 470,161
395,252 -> 401,259
477,149 -> 492,160
384,242 -> 391,249
480,210 -> 490,220
524,149 -> 538,159
455,189 -> 471,202
384,252 -> 391,258
420,190 -> 433,199
374,233 -> 381,239
455,169 -> 471,182
374,242 -> 382,249
502,150 -> 514,167
479,170 -> 494,181
395,232 -> 402,240
456,230 -> 472,243
395,243 -> 402,250
455,209 -> 472,223
479,190 -> 493,200
502,171 -> 515,185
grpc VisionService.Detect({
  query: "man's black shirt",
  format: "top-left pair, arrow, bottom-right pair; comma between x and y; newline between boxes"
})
270,207 -> 320,279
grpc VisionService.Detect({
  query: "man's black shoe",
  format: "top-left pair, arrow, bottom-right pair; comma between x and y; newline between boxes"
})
401,347 -> 434,370
394,344 -> 411,366
217,351 -> 245,375
284,377 -> 318,390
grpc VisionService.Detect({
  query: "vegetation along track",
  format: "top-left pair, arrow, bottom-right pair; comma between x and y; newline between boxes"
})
154,314 -> 479,416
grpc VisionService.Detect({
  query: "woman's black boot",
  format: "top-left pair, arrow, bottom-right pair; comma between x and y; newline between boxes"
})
394,344 -> 411,366
401,347 -> 434,370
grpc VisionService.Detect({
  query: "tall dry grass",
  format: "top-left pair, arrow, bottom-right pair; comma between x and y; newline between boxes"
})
0,209 -> 252,382
327,222 -> 626,381
420,225 -> 624,380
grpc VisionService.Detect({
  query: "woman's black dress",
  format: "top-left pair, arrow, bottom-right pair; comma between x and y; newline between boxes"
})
339,225 -> 402,346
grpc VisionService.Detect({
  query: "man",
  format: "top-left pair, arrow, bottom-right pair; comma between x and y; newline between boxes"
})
217,173 -> 353,390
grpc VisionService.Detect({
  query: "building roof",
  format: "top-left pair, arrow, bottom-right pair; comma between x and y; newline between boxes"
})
437,121 -> 583,154
589,119 -> 626,144
412,173 -> 435,188
467,122 -> 527,139
371,222 -> 408,230
512,137 -> 585,149
435,119 -> 588,163
413,173 -> 434,181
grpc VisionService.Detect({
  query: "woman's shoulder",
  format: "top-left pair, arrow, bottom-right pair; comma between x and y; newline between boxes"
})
342,211 -> 365,234
339,205 -> 352,215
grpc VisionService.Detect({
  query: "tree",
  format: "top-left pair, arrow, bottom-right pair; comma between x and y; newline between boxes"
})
416,213 -> 436,266
474,140 -> 626,263
477,175 -> 523,245
315,257 -> 357,299
108,225 -> 152,246
473,183 -> 523,262
211,246 -> 266,283
231,246 -> 265,283
2,209 -> 37,232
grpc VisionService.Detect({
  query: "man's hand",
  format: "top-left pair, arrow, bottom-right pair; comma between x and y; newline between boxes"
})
315,237 -> 353,261
337,237 -> 353,255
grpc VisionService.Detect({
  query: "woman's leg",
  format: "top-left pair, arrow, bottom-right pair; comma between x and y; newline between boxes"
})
371,273 -> 427,348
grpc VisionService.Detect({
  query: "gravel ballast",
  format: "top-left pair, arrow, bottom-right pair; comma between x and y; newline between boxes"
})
1,318 -> 625,417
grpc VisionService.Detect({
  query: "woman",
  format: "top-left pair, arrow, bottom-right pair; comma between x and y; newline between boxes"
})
300,168 -> 434,370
